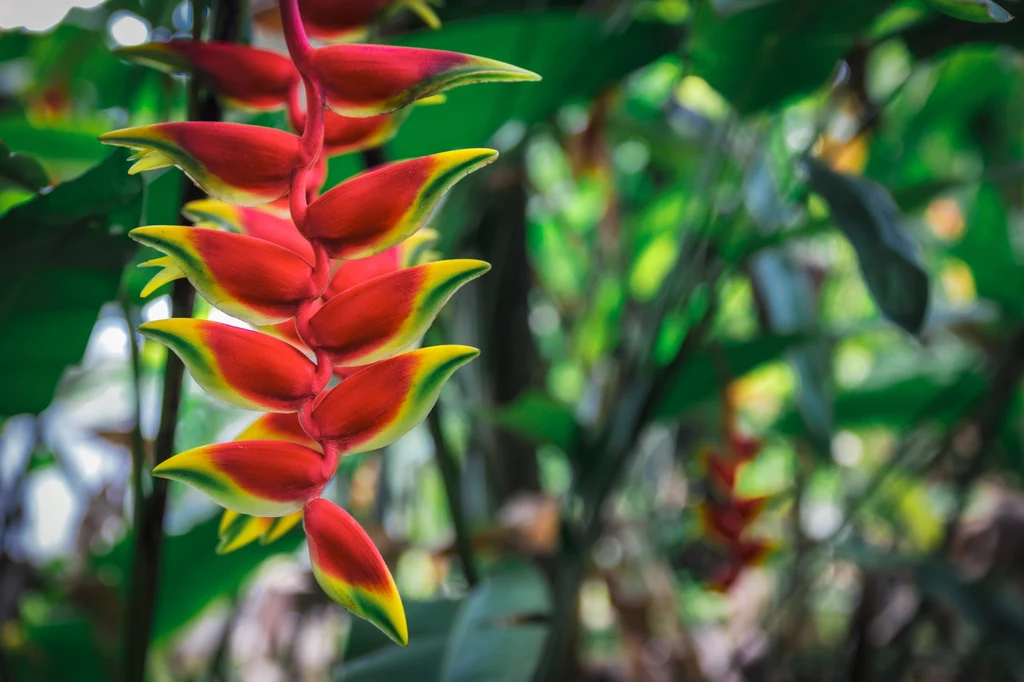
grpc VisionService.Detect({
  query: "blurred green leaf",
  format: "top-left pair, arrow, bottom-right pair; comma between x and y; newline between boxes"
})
951,183 -> 1024,313
7,615 -> 110,682
927,0 -> 1013,23
0,149 -> 142,415
486,391 -> 581,455
655,332 -> 808,419
92,515 -> 302,646
688,0 -> 888,113
340,639 -> 448,682
344,599 -> 463,661
805,159 -> 930,335
440,564 -> 551,682
0,140 -> 49,193
777,364 -> 985,431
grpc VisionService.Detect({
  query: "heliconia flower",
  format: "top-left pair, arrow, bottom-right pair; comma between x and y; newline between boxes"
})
217,511 -> 273,554
153,440 -> 331,517
100,122 -> 304,206
309,44 -> 540,117
235,411 -> 321,451
138,319 -> 320,412
707,539 -> 773,592
308,260 -> 489,367
311,345 -> 478,453
130,226 -> 317,325
183,199 -> 315,263
324,228 -> 438,297
115,41 -> 299,111
255,0 -> 440,44
303,498 -> 408,645
696,497 -> 768,546
305,149 -> 497,258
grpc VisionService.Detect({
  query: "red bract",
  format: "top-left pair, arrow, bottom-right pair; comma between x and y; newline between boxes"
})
101,122 -> 306,206
116,41 -> 299,111
256,0 -> 440,43
310,44 -> 540,116
111,0 -> 539,643
304,149 -> 497,258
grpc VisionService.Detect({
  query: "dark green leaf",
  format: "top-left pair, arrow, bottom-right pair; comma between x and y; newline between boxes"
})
950,184 -> 1024,313
688,0 -> 888,113
486,391 -> 581,455
0,150 -> 142,415
0,140 -> 50,193
91,515 -> 302,645
441,625 -> 548,682
344,599 -> 463,661
339,638 -> 447,682
440,564 -> 552,682
805,159 -> 930,334
654,333 -> 808,419
927,0 -> 1013,23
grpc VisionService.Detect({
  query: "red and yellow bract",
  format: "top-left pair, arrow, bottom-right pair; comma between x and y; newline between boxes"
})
104,0 -> 538,643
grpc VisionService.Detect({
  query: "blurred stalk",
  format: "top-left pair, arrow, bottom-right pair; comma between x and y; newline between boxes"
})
120,2 -> 241,680
427,407 -> 480,586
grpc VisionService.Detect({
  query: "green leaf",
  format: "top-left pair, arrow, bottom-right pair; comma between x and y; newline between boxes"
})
0,149 -> 142,415
654,332 -> 808,419
7,615 -> 111,682
0,140 -> 49,193
805,160 -> 930,335
339,639 -> 448,682
688,0 -> 889,114
440,564 -> 552,682
950,184 -> 1024,313
441,625 -> 549,682
776,364 -> 986,432
927,0 -> 1013,23
344,599 -> 463,661
91,515 -> 302,645
486,391 -> 581,455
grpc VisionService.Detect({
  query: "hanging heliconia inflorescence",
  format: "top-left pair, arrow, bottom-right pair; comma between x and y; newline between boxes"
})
103,0 -> 539,646
693,395 -> 774,592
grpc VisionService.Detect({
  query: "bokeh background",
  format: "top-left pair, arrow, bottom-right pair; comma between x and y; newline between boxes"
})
3,0 -> 1024,680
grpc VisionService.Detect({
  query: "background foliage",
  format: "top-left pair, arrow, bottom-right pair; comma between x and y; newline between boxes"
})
3,0 -> 1024,680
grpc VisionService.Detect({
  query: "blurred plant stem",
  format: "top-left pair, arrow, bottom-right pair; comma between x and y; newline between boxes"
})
120,2 -> 241,680
427,407 -> 480,586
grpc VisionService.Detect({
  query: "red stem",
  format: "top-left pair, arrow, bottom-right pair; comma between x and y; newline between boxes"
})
280,0 -> 334,463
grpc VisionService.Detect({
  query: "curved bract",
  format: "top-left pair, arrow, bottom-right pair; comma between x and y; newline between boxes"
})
309,260 -> 489,367
303,498 -> 408,645
131,226 -> 316,325
100,122 -> 304,206
115,41 -> 299,111
311,345 -> 478,453
154,440 -> 330,517
183,199 -> 315,263
310,44 -> 540,117
305,149 -> 497,258
139,319 -> 320,412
